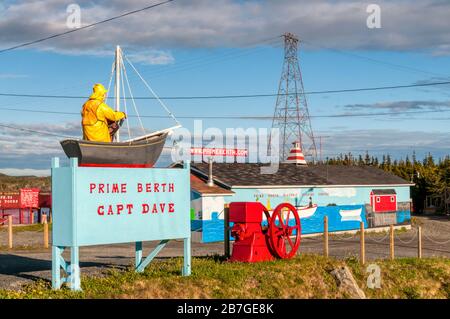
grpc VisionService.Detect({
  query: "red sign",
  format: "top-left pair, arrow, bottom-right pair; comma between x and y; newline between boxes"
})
190,147 -> 248,157
0,193 -> 20,209
20,188 -> 40,208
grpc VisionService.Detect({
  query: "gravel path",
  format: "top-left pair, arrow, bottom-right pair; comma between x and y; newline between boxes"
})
0,215 -> 448,291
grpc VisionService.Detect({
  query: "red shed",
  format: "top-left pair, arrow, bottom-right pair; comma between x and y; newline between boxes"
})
370,189 -> 397,213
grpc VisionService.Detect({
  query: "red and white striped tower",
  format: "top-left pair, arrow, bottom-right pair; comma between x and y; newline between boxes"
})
284,141 -> 307,165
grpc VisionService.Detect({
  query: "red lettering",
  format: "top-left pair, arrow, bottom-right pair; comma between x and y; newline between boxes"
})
168,183 -> 174,192
137,183 -> 143,193
90,183 -> 96,193
107,205 -> 114,215
161,183 -> 166,192
154,183 -> 160,192
146,183 -> 152,192
159,203 -> 166,212
112,184 -> 119,193
99,183 -> 105,193
152,204 -> 158,213
127,204 -> 133,214
121,184 -> 127,193
142,203 -> 149,214
97,205 -> 104,215
116,204 -> 124,215
169,203 -> 175,213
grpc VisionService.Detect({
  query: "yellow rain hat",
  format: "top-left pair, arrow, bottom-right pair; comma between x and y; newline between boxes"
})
90,83 -> 108,100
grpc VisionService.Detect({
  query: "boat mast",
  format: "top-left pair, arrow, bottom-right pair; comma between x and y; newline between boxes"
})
114,45 -> 121,142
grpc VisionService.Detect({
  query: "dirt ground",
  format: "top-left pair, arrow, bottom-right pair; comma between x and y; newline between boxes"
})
0,215 -> 449,291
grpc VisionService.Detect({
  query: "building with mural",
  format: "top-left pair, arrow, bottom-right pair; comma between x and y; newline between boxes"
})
184,161 -> 413,243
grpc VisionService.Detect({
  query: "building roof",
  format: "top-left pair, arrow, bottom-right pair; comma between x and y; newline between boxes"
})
371,189 -> 397,195
190,174 -> 235,196
190,163 -> 412,188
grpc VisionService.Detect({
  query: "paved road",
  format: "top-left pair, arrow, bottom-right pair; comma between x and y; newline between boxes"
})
0,216 -> 449,291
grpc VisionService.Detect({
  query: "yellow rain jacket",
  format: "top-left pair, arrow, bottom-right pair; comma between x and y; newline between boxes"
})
81,85 -> 126,142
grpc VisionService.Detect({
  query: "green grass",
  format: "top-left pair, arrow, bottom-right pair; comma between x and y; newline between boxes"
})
0,223 -> 52,233
0,255 -> 449,299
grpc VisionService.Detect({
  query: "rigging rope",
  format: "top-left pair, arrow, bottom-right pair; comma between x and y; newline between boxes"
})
123,54 -> 180,126
121,55 -> 146,137
120,61 -> 132,142
105,62 -> 116,104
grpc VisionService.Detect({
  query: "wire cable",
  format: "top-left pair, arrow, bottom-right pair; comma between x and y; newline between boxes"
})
1,106 -> 450,119
1,80 -> 449,100
0,0 -> 175,54
0,123 -> 77,139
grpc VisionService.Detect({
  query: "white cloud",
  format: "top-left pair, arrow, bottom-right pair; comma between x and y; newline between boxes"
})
0,168 -> 50,176
127,50 -> 174,65
1,0 -> 450,58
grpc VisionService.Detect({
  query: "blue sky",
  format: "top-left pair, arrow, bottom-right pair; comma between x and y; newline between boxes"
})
0,0 -> 450,175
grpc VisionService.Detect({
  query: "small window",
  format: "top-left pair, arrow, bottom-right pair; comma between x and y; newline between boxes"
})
391,196 -> 395,202
376,197 -> 380,203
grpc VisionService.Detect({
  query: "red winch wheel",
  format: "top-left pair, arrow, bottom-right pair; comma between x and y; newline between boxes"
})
269,203 -> 301,259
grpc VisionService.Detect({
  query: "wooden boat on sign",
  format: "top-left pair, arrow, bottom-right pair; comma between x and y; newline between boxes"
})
60,46 -> 180,168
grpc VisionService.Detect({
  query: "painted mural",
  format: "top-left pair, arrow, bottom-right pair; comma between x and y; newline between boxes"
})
191,185 -> 412,243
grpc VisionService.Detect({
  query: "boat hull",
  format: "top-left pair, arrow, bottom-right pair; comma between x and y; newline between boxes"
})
60,133 -> 168,168
339,208 -> 363,222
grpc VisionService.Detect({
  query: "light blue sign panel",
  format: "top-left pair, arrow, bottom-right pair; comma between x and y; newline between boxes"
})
52,161 -> 190,247
51,157 -> 191,291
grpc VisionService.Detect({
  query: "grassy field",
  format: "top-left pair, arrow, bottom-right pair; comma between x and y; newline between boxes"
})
0,254 -> 449,299
0,173 -> 50,192
0,223 -> 52,233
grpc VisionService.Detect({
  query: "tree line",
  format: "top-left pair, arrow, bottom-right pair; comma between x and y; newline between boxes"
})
324,152 -> 450,214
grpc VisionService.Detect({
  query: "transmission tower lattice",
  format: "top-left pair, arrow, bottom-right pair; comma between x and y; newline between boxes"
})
269,33 -> 317,163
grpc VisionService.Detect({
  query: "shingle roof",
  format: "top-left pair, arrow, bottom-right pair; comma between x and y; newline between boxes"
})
371,189 -> 397,195
190,174 -> 235,195
191,163 -> 412,187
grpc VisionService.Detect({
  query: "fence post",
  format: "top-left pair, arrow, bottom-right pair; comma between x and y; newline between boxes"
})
324,216 -> 329,257
418,226 -> 422,259
8,215 -> 13,249
390,224 -> 394,260
43,214 -> 49,249
224,204 -> 230,258
360,221 -> 365,265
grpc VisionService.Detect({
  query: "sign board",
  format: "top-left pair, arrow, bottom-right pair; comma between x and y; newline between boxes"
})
52,160 -> 190,247
20,188 -> 40,208
190,147 -> 248,157
0,193 -> 20,209
51,157 -> 191,291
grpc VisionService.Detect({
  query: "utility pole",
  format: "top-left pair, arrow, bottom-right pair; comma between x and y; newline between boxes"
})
317,135 -> 331,163
269,33 -> 318,163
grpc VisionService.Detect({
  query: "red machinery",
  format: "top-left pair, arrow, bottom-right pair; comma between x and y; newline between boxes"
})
229,202 -> 301,262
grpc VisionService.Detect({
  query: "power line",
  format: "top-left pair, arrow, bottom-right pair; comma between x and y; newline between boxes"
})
0,123 -> 76,138
1,106 -> 449,119
1,80 -> 450,100
0,0 -> 175,54
301,39 -> 447,78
